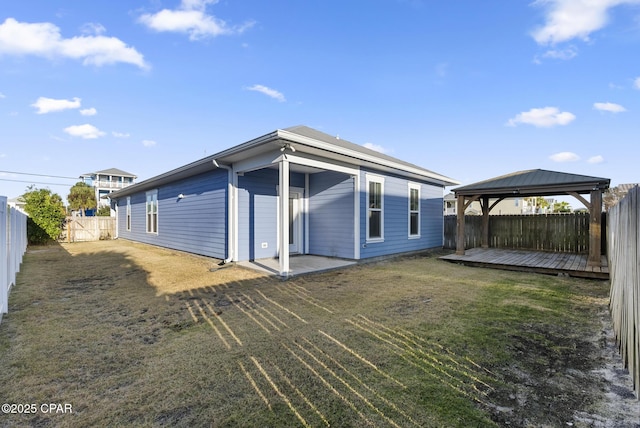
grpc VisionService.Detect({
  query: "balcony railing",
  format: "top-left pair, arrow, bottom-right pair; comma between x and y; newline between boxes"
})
95,181 -> 133,189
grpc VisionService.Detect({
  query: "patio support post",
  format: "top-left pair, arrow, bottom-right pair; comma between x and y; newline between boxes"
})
279,158 -> 290,276
456,195 -> 465,255
481,196 -> 490,248
588,189 -> 602,267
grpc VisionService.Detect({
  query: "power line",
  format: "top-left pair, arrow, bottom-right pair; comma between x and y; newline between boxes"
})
0,178 -> 74,187
0,170 -> 78,180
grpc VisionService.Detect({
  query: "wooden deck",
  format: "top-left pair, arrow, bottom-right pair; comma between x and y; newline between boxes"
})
440,248 -> 609,280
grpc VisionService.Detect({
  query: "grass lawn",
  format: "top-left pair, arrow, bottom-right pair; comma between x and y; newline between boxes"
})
0,240 -> 634,427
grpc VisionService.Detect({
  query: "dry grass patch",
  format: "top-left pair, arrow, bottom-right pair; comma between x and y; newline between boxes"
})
0,241 -> 637,427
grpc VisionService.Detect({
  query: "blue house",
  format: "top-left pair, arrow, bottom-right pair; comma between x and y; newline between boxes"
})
108,126 -> 459,276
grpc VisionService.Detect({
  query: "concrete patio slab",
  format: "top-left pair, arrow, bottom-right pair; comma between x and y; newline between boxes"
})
237,255 -> 356,277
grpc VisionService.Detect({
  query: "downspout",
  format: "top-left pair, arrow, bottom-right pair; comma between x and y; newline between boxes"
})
213,159 -> 234,264
113,199 -> 118,239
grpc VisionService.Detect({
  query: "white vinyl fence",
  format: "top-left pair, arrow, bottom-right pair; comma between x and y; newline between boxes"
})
607,186 -> 640,399
1,196 -> 28,323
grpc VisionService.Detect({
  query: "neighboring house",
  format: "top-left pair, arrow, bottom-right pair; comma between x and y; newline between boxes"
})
520,197 -> 557,214
7,197 -> 26,213
79,168 -> 137,208
444,193 -> 524,215
604,183 -> 639,211
107,126 -> 459,276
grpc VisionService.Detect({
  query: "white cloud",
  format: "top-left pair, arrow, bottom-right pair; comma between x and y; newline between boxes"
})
80,22 -> 106,36
79,107 -> 97,116
0,92 -> 5,98
142,139 -> 157,147
588,155 -> 605,164
531,0 -> 640,45
550,152 -> 580,162
506,107 -> 576,127
63,124 -> 106,139
0,18 -> 148,69
0,153 -> 6,158
139,0 -> 255,41
245,84 -> 285,102
634,77 -> 640,89
31,96 -> 81,114
541,46 -> 578,60
112,131 -> 130,138
593,102 -> 626,113
362,143 -> 390,154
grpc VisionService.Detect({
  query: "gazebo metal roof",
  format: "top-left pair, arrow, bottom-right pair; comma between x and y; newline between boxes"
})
453,169 -> 610,197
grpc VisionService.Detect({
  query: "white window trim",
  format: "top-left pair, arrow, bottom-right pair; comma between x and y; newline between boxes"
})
408,182 -> 421,238
146,190 -> 158,234
366,173 -> 384,243
126,196 -> 131,231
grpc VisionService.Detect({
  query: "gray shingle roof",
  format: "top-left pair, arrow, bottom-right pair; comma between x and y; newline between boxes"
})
283,125 -> 452,182
617,183 -> 640,193
81,168 -> 137,178
109,125 -> 457,199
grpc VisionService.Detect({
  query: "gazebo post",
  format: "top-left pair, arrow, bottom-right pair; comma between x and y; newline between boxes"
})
456,195 -> 465,255
481,196 -> 490,248
588,189 -> 602,267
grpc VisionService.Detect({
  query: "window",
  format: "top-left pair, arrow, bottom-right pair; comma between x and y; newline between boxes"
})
366,175 -> 384,241
408,183 -> 420,237
126,197 -> 131,231
146,190 -> 158,234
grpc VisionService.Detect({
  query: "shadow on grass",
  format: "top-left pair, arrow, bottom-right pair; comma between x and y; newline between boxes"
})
1,240 -> 635,427
0,241 -> 502,427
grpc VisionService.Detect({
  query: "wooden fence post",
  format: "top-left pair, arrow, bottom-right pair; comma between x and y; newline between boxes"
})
456,196 -> 465,255
588,189 -> 602,266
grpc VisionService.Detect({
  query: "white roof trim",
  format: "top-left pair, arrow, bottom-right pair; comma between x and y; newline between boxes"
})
276,129 -> 459,186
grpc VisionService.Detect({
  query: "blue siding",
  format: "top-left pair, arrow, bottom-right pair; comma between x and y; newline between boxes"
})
359,168 -> 444,259
116,169 -> 227,259
113,162 -> 444,264
236,169 -> 305,261
309,171 -> 354,259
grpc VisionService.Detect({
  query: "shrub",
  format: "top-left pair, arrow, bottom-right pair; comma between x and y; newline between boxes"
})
22,186 -> 66,244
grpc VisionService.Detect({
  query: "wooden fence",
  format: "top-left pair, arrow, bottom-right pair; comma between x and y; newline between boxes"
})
444,213 -> 601,254
64,216 -> 116,242
1,196 -> 28,323
607,186 -> 640,398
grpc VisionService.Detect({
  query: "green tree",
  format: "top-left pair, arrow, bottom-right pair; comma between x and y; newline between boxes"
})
67,182 -> 96,216
96,206 -> 112,216
553,201 -> 572,213
22,186 -> 66,244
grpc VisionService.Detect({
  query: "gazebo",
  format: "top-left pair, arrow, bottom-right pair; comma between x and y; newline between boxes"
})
453,169 -> 610,267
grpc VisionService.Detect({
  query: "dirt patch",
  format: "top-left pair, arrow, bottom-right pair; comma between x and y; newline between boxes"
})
482,303 -> 639,427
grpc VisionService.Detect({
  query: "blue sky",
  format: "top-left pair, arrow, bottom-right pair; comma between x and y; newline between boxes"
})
1,0 -> 639,203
